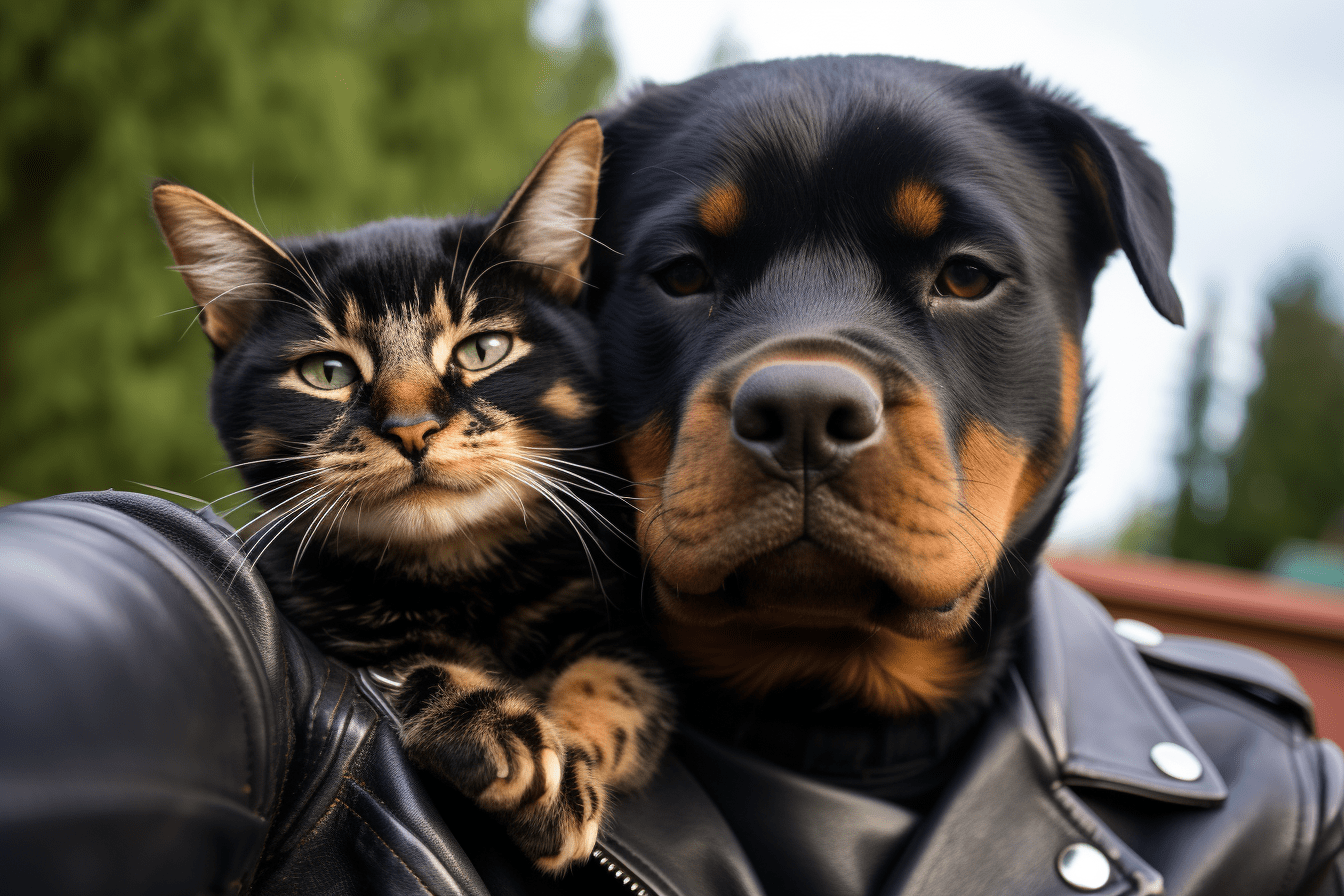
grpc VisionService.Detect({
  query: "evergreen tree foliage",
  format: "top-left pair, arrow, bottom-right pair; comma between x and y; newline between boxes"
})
1164,265 -> 1344,569
0,0 -> 615,508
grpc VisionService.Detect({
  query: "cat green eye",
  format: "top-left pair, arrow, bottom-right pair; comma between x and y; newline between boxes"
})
298,352 -> 359,390
454,332 -> 513,371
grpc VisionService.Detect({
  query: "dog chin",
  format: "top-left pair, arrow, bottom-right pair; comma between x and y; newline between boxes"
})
655,540 -> 982,642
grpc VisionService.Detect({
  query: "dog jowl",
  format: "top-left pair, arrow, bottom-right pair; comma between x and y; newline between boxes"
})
588,57 -> 1183,715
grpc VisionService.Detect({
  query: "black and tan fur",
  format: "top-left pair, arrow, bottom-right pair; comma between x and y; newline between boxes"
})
152,119 -> 672,873
586,58 -> 1183,730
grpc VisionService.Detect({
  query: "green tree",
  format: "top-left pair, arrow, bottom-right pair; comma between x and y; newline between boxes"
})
1164,265 -> 1344,569
0,0 -> 615,508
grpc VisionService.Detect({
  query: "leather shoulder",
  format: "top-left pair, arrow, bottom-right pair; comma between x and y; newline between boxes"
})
1135,633 -> 1315,732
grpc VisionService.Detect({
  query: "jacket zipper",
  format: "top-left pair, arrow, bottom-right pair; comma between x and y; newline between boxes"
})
591,844 -> 655,896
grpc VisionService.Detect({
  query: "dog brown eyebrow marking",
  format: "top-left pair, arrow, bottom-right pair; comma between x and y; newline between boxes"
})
697,184 -> 747,237
891,180 -> 945,238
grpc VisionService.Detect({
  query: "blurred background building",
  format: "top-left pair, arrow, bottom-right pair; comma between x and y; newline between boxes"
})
2,1 -> 1342,717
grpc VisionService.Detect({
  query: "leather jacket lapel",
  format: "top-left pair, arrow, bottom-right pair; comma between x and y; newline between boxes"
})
1027,567 -> 1228,806
879,669 -> 1164,896
881,567 -> 1230,895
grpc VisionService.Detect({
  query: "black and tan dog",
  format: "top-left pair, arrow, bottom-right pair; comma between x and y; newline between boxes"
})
587,57 -> 1182,734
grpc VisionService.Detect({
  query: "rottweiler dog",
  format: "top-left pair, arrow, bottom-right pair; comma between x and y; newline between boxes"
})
585,56 -> 1182,757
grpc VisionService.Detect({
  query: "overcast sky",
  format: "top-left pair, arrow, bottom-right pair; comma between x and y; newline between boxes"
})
535,0 -> 1344,548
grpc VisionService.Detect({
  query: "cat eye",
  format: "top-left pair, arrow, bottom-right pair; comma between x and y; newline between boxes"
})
454,332 -> 513,371
298,352 -> 359,390
654,257 -> 712,297
933,260 -> 997,300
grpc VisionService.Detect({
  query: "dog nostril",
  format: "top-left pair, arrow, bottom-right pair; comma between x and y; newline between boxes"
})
734,405 -> 785,443
827,402 -> 880,442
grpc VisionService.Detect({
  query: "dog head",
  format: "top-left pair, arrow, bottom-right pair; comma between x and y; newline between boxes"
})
589,57 -> 1182,712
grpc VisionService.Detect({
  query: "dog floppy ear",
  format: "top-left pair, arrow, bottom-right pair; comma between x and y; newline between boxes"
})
1037,96 -> 1185,326
151,181 -> 296,352
493,117 -> 603,305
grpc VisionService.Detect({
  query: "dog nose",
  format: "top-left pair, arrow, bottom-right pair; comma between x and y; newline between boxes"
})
382,416 -> 442,457
730,363 -> 882,478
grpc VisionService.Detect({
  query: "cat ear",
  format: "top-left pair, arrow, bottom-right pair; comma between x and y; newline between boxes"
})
151,181 -> 295,351
493,118 -> 603,304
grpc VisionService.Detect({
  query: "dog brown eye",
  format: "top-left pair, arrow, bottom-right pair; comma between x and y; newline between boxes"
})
655,257 -> 712,297
298,352 -> 359,390
935,261 -> 994,299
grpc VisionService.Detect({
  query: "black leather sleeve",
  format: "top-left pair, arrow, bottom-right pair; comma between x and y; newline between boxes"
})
0,492 -> 491,896
1298,738 -> 1344,895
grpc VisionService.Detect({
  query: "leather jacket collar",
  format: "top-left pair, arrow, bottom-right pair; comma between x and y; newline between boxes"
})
600,566 -> 1229,896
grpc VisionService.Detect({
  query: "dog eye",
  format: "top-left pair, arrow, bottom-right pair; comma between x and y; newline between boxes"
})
298,352 -> 359,390
654,257 -> 712,297
934,261 -> 996,299
454,332 -> 513,371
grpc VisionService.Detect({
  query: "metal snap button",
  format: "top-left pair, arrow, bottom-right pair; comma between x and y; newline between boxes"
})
1150,741 -> 1203,781
1057,842 -> 1111,891
1114,618 -> 1164,646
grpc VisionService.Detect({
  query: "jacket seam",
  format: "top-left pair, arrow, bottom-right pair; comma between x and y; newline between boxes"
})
1276,740 -> 1313,896
334,796 -> 436,895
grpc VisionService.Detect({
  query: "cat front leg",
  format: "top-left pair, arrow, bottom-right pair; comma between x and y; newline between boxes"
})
526,654 -> 674,874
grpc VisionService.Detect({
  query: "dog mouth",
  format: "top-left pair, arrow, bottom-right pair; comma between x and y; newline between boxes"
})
656,531 -> 985,640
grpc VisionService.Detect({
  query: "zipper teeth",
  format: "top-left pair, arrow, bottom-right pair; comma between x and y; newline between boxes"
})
592,845 -> 652,896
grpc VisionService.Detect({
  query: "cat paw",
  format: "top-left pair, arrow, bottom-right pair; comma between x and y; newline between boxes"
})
508,748 -> 607,875
397,668 -> 567,814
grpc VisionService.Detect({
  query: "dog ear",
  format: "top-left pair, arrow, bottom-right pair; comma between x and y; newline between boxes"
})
1036,95 -> 1185,326
493,118 -> 603,305
151,181 -> 295,351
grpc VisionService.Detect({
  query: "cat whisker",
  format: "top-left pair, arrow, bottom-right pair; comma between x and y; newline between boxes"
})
129,482 -> 211,507
235,481 -> 329,534
203,453 -> 324,477
216,467 -> 330,518
500,454 -> 638,509
320,489 -> 359,556
242,488 -> 333,572
293,487 -> 348,575
512,449 -> 636,488
466,258 -> 593,301
507,466 -> 609,591
504,462 -> 634,553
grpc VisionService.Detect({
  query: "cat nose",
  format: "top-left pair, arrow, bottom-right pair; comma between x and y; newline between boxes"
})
382,416 -> 442,457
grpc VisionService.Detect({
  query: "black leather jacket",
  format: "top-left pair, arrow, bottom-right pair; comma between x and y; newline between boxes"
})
2,492 -> 1342,895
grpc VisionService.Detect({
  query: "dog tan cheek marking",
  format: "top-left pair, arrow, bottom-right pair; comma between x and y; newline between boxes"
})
891,180 -> 945,238
547,657 -> 667,789
637,389 -> 771,596
958,417 -> 1037,544
697,183 -> 747,237
830,387 -> 988,603
539,380 -> 594,420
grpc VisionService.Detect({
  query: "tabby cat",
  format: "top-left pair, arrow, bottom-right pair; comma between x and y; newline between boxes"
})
151,119 -> 672,873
